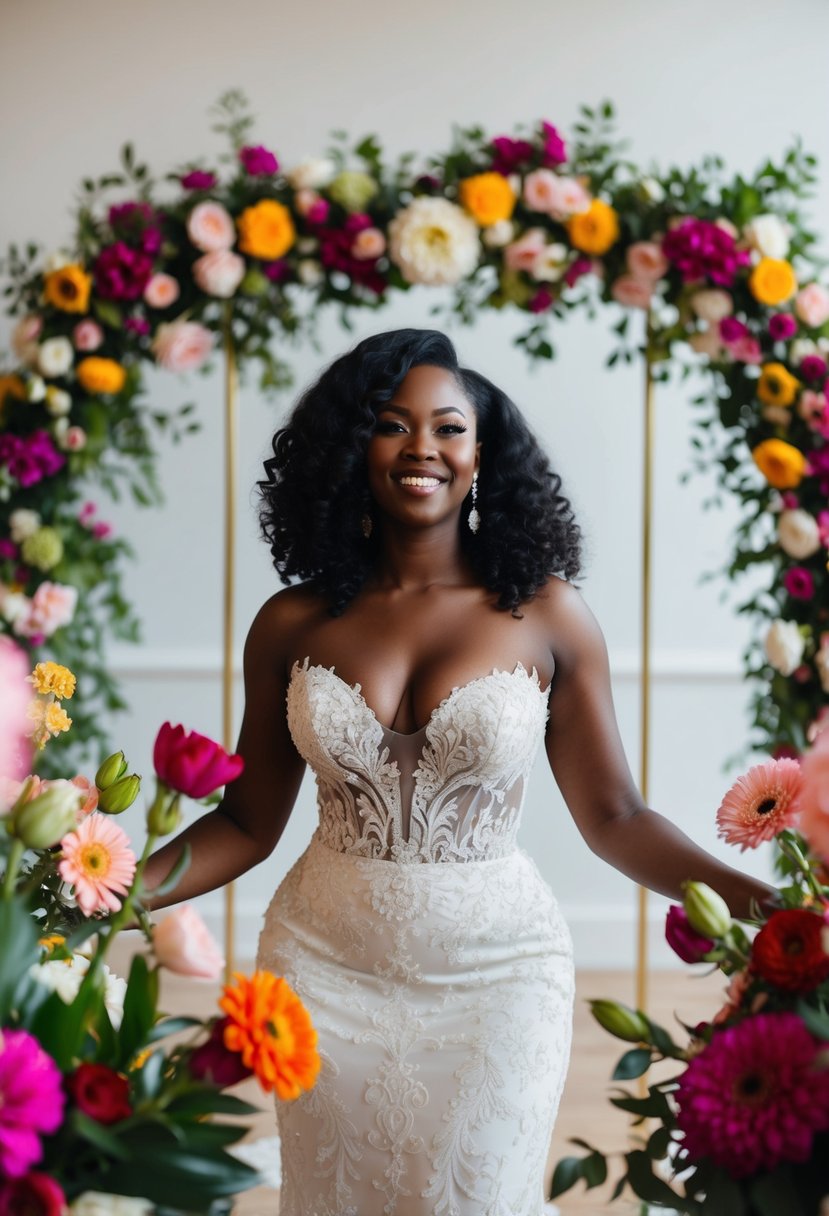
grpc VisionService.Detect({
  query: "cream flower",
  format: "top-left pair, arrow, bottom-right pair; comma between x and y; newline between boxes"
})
690,289 -> 733,324
37,337 -> 74,379
31,953 -> 127,1028
482,219 -> 514,249
744,214 -> 790,260
777,509 -> 821,560
816,638 -> 829,695
9,509 -> 41,543
764,619 -> 805,676
388,197 -> 480,286
286,157 -> 336,190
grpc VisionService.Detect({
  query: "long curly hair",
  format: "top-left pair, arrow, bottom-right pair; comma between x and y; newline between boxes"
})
258,328 -> 582,615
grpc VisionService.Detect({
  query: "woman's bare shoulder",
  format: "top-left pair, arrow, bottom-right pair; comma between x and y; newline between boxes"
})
526,576 -> 606,670
245,581 -> 328,666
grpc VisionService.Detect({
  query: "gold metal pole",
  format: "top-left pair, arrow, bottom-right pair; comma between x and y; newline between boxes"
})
636,317 -> 656,1016
223,314 -> 238,982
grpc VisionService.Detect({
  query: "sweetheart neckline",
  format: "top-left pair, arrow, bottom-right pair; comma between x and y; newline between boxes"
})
290,658 -> 551,739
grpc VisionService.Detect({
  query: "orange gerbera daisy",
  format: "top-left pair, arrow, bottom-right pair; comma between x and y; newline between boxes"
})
220,971 -> 320,1100
58,812 -> 136,916
716,758 -> 803,850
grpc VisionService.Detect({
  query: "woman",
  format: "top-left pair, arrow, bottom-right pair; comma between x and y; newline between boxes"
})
146,328 -> 772,1216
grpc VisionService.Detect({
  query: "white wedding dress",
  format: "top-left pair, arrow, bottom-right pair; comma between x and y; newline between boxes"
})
257,659 -> 575,1216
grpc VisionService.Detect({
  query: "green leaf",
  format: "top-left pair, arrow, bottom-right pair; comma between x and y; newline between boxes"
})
164,1089 -> 260,1118
133,1048 -> 165,1100
613,1048 -> 652,1080
749,1168 -> 803,1216
582,1151 -> 608,1189
701,1166 -> 747,1214
0,897 -> 39,1021
550,1155 -> 586,1198
116,953 -> 159,1067
145,1015 -> 202,1044
624,1150 -> 684,1205
795,999 -> 829,1040
93,299 -> 123,329
71,1108 -> 130,1160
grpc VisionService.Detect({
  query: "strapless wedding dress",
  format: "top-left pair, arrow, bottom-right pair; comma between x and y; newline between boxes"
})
257,660 -> 574,1216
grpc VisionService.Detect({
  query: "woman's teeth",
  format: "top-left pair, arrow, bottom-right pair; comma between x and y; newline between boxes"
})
398,476 -> 441,487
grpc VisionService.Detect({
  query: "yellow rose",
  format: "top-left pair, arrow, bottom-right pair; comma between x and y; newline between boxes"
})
237,200 -> 296,261
76,356 -> 127,395
44,264 -> 92,314
567,199 -> 620,255
752,438 -> 806,489
458,173 -> 516,227
749,258 -> 797,307
757,363 -> 800,408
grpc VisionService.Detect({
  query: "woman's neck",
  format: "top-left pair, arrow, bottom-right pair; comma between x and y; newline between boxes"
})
371,518 -> 473,591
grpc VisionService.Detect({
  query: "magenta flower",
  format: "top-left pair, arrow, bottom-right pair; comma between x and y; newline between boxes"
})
239,144 -> 279,176
663,218 -> 750,287
263,259 -> 290,282
665,905 -> 714,963
769,312 -> 797,342
0,1030 -> 65,1177
807,447 -> 829,495
0,539 -> 18,559
180,169 -> 218,190
800,354 -> 827,383
783,566 -> 815,600
541,120 -> 567,167
529,288 -> 554,314
719,316 -> 748,344
94,241 -> 154,301
676,1012 -> 829,1178
490,135 -> 535,175
153,722 -> 244,799
306,198 -> 331,226
564,256 -> 593,288
108,202 -> 162,254
0,432 -> 65,489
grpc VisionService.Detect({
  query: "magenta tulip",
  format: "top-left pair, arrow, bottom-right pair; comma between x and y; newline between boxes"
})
152,723 -> 244,799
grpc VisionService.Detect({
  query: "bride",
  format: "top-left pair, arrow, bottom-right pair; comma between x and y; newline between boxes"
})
146,328 -> 772,1216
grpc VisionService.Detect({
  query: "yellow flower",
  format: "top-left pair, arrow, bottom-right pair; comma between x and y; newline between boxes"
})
44,264 -> 92,314
0,374 -> 27,408
27,699 -> 73,749
458,173 -> 516,227
237,200 -> 296,261
29,661 -> 76,700
752,438 -> 806,489
567,199 -> 619,255
38,934 -> 66,954
749,258 -> 797,307
757,363 -> 800,408
76,356 -> 127,395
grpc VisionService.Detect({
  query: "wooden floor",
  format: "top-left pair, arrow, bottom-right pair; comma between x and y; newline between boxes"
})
145,958 -> 724,1215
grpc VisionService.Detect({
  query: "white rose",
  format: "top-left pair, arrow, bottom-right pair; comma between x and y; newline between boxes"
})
388,197 -> 480,286
287,157 -> 336,190
25,375 -> 46,402
816,643 -> 829,695
482,219 -> 514,249
43,250 -> 71,274
71,1194 -> 152,1216
778,509 -> 821,559
45,386 -> 72,416
297,259 -> 324,286
764,619 -> 805,676
532,243 -> 569,282
690,289 -> 733,324
9,509 -> 41,543
37,337 -> 74,378
744,214 -> 790,259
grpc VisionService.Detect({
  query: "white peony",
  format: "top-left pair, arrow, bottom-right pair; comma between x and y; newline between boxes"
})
689,289 -> 733,324
778,509 -> 821,560
71,1194 -> 152,1216
31,952 -> 127,1028
388,197 -> 480,286
743,214 -> 790,259
37,337 -> 74,379
482,219 -> 514,249
286,157 -> 336,190
764,619 -> 805,676
0,587 -> 30,627
9,509 -> 41,543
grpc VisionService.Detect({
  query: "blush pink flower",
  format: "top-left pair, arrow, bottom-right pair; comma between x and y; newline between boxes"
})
729,335 -> 763,364
23,581 -> 77,638
293,188 -> 321,218
797,388 -> 827,427
676,1012 -> 829,1178
350,227 -> 386,261
522,169 -> 561,213
144,273 -> 180,309
58,812 -> 137,916
800,727 -> 829,862
611,274 -> 652,310
716,758 -> 803,849
525,173 -> 590,221
153,722 -> 244,799
0,1029 -> 65,1177
504,228 -> 547,272
192,250 -> 245,298
795,282 -> 829,328
0,638 -> 31,784
186,201 -> 236,253
152,320 -> 214,373
626,241 -> 668,281
71,319 -> 104,352
153,904 -> 224,979
70,775 -> 98,820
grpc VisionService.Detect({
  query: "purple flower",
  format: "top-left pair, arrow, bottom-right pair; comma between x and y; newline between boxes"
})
784,566 -> 815,600
94,241 -> 154,301
239,144 -> 279,176
665,905 -> 714,963
180,169 -> 218,191
769,312 -> 797,342
0,1029 -> 65,1177
306,198 -> 331,226
663,218 -> 750,287
529,288 -> 554,314
541,121 -> 567,167
800,354 -> 827,383
719,316 -> 748,344
490,136 -> 535,176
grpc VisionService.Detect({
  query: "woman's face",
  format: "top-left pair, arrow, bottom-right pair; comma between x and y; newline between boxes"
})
366,364 -> 480,531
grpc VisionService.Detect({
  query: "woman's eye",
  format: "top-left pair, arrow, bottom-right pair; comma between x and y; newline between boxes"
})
375,420 -> 406,434
437,423 -> 467,435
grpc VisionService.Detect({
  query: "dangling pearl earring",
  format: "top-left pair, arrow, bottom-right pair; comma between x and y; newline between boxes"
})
361,513 -> 373,539
467,471 -> 480,534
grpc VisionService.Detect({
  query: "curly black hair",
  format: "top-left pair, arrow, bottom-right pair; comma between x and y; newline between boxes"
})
258,328 -> 582,615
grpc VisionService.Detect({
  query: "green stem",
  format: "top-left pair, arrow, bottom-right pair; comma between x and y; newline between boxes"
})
778,834 -> 824,900
2,839 -> 25,900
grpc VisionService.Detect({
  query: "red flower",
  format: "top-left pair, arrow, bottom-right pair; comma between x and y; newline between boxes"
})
66,1063 -> 131,1124
153,723 -> 244,799
189,1017 -> 253,1088
751,908 -> 829,993
0,1173 -> 66,1216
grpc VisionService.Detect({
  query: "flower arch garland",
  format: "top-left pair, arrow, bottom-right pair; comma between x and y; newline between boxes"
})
1,92 -> 827,772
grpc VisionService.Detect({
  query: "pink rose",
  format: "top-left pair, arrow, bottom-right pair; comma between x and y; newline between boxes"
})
524,172 -> 590,220
729,335 -> 763,364
690,289 -> 733,324
153,722 -> 244,798
186,201 -> 236,253
351,228 -> 386,261
152,320 -> 214,373
72,319 -> 104,352
24,581 -> 77,637
153,904 -> 224,979
61,426 -> 87,452
795,283 -> 829,329
144,273 -> 180,309
294,188 -> 322,217
611,274 -> 652,310
800,728 -> 829,863
504,228 -> 547,272
626,241 -> 668,282
797,389 -> 827,427
192,250 -> 245,298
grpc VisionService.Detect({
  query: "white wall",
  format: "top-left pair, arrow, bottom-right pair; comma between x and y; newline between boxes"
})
2,0 -> 828,970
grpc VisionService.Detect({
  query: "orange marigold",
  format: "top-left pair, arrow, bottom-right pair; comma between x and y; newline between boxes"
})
76,356 -> 127,396
44,264 -> 92,314
220,971 -> 320,1100
237,200 -> 295,261
752,438 -> 806,489
567,199 -> 619,255
749,257 -> 797,307
458,172 -> 516,227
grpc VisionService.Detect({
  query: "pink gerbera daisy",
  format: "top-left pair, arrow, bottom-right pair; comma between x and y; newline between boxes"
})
676,1012 -> 829,1178
58,812 -> 136,916
716,758 -> 803,850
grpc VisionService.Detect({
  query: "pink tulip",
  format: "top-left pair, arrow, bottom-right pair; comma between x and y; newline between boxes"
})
153,722 -> 244,798
153,904 -> 224,979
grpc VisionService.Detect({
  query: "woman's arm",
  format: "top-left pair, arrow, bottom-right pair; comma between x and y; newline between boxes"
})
542,580 -> 775,918
141,593 -> 306,908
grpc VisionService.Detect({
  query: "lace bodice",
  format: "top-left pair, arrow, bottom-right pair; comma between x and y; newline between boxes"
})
286,659 -> 550,864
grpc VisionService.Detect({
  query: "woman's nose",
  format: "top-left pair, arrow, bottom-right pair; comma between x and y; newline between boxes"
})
401,427 -> 437,459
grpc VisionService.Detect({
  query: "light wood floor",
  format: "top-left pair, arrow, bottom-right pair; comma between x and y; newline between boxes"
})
144,959 -> 724,1215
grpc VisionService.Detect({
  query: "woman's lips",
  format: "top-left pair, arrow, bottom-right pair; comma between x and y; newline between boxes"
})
393,475 -> 446,496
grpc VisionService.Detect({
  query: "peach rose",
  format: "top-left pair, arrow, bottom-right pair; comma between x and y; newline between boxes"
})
186,201 -> 236,253
690,289 -> 733,324
24,581 -> 78,637
795,283 -> 829,329
192,250 -> 245,298
626,241 -> 668,282
524,173 -> 590,221
61,425 -> 87,451
611,274 -> 652,310
294,188 -> 321,218
11,315 -> 43,366
144,273 -> 180,309
688,328 -> 724,359
351,228 -> 386,261
153,904 -> 224,979
72,319 -> 104,352
152,320 -> 214,373
504,228 -> 547,272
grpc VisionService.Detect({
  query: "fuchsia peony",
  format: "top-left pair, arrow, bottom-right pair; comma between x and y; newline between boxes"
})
662,217 -> 750,287
490,135 -> 535,175
94,241 -> 154,301
239,144 -> 279,176
768,312 -> 797,342
153,722 -> 244,799
0,1030 -> 65,1177
180,168 -> 218,190
541,121 -> 567,166
0,432 -> 65,489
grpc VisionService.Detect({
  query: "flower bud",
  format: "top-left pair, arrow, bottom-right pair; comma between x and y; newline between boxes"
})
10,781 -> 81,848
146,782 -> 182,837
95,751 -> 128,790
97,773 -> 141,814
683,881 -> 732,939
589,999 -> 649,1042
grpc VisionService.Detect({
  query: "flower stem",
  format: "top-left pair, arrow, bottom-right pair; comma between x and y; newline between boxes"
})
2,839 -> 25,900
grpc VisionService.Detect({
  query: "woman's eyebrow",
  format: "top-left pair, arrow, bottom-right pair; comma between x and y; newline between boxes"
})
380,404 -> 469,417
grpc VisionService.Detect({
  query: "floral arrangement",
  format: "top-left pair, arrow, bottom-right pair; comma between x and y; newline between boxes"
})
0,640 -> 319,1214
552,730 -> 829,1214
1,92 -> 827,769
